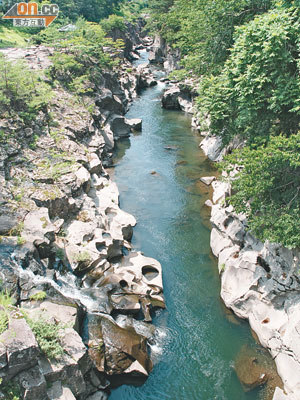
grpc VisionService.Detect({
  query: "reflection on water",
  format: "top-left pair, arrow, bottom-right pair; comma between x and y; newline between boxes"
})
110,70 -> 263,400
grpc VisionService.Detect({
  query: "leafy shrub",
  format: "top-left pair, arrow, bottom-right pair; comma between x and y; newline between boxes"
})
222,134 -> 300,249
197,6 -> 300,144
42,20 -> 123,95
0,55 -> 52,122
0,310 -> 8,335
147,0 -> 271,75
29,291 -> 47,302
27,318 -> 64,360
0,379 -> 20,400
0,290 -> 14,335
101,14 -> 126,33
74,251 -> 92,263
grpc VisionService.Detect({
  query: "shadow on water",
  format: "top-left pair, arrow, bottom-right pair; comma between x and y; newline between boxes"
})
109,67 -> 269,400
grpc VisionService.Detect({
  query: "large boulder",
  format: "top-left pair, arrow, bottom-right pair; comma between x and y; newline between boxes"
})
161,86 -> 181,110
126,118 -> 142,132
200,135 -> 225,162
47,381 -> 76,400
148,35 -> 166,64
109,115 -> 131,139
87,314 -> 152,379
17,365 -> 48,400
0,214 -> 19,235
1,317 -> 40,379
23,207 -> 56,244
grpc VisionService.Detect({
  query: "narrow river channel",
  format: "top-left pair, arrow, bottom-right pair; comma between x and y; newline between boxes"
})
110,59 -> 262,400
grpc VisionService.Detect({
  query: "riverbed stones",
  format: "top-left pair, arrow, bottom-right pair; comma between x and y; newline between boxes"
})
0,214 -> 18,235
161,86 -> 181,110
109,115 -> 131,139
86,391 -> 108,400
200,135 -> 225,162
23,207 -> 56,244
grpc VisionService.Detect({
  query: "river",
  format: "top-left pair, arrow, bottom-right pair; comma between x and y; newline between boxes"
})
110,56 -> 263,400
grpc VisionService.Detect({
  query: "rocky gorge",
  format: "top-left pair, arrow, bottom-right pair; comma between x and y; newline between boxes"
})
150,34 -> 300,400
1,19 -> 299,400
0,31 -> 165,399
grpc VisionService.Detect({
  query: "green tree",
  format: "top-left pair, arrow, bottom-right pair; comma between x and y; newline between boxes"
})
197,6 -> 300,144
147,0 -> 271,75
222,134 -> 300,249
0,54 -> 52,121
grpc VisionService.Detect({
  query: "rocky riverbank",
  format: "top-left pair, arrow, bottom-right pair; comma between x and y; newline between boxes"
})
0,36 -> 164,399
151,33 -> 300,400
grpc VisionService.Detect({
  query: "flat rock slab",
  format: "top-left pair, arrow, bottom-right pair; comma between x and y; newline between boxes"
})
126,118 -> 142,131
200,176 -> 216,186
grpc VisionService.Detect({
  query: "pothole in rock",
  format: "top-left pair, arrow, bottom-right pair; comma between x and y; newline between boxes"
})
142,266 -> 159,281
96,242 -> 106,252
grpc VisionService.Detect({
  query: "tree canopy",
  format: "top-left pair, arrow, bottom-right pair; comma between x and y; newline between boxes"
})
148,1 -> 300,249
223,134 -> 300,249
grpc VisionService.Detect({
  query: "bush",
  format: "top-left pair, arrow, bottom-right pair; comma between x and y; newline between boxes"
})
0,55 -> 52,122
197,6 -> 300,144
29,291 -> 47,302
42,20 -> 123,95
101,14 -> 126,33
147,0 -> 271,75
0,379 -> 20,400
0,290 -> 14,335
222,134 -> 300,249
27,318 -> 64,360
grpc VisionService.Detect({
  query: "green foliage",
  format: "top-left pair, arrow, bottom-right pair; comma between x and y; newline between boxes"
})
29,291 -> 47,302
0,379 -> 20,400
0,310 -> 8,335
9,222 -> 24,237
16,236 -> 26,246
197,6 -> 300,144
222,134 -> 300,249
0,290 -> 13,309
0,290 -> 13,335
0,54 -> 52,121
0,23 -> 29,49
220,263 -> 226,273
101,14 -> 126,33
74,251 -> 92,263
147,0 -> 271,75
27,318 -> 64,360
37,20 -> 123,95
116,0 -> 149,22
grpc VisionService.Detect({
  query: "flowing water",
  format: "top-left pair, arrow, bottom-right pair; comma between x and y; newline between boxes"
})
110,60 -> 263,400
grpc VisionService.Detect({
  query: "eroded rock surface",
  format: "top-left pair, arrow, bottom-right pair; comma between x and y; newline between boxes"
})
210,175 -> 300,400
0,40 -> 164,399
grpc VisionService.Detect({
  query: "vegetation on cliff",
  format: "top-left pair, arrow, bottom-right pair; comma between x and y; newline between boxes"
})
0,54 -> 52,121
148,0 -> 300,248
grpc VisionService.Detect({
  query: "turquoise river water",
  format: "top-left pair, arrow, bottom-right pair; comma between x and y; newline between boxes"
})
110,63 -> 263,400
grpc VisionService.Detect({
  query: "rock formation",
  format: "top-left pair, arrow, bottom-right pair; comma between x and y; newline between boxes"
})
208,170 -> 300,399
0,40 -> 162,399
